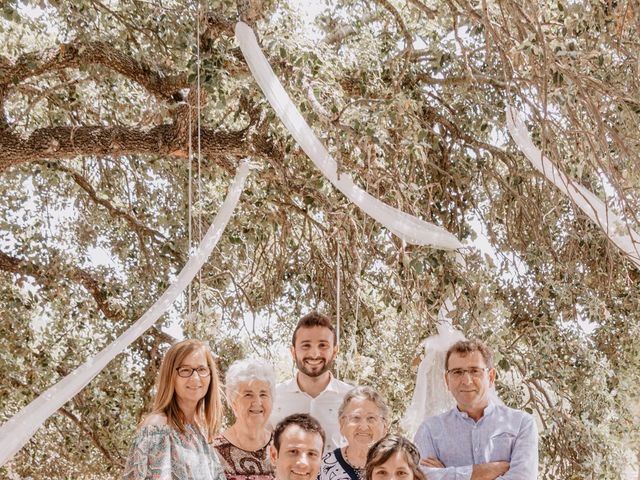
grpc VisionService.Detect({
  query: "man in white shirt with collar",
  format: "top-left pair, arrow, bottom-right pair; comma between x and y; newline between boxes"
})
271,312 -> 352,453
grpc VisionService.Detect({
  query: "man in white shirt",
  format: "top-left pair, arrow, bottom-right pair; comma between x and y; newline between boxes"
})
271,312 -> 352,453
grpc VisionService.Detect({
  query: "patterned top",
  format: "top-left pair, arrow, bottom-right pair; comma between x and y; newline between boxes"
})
123,423 -> 226,480
211,434 -> 274,480
319,448 -> 364,480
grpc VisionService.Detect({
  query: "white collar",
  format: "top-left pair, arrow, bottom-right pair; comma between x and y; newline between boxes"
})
283,372 -> 339,394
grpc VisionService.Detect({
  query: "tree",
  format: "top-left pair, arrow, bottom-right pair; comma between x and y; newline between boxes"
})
1,0 -> 639,478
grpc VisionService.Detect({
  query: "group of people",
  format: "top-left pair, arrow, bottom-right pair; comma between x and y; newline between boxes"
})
123,312 -> 538,480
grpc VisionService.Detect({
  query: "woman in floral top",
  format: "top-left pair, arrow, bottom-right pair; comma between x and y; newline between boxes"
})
212,358 -> 275,480
123,339 -> 226,480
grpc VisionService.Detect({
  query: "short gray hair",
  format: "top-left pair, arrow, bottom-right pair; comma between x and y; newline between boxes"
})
338,386 -> 389,422
225,358 -> 276,403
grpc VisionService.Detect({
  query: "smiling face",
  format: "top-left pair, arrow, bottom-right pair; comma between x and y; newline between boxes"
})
370,451 -> 414,480
174,347 -> 211,407
231,380 -> 273,428
290,326 -> 338,378
270,424 -> 324,480
339,398 -> 387,449
444,351 -> 496,414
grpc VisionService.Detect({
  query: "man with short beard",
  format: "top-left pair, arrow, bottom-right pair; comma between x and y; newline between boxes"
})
270,312 -> 352,453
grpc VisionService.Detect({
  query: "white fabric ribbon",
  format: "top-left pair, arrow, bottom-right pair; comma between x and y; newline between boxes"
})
401,252 -> 506,436
506,107 -> 640,269
400,321 -> 465,436
0,161 -> 251,467
401,251 -> 465,435
235,22 -> 462,250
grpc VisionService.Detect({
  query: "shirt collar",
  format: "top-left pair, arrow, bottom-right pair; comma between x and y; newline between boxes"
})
285,372 -> 338,394
454,399 -> 496,421
323,374 -> 340,393
282,376 -> 301,392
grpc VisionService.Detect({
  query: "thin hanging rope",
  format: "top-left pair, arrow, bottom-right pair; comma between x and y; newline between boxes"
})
187,102 -> 193,318
335,240 -> 341,380
196,0 -> 204,313
353,293 -> 359,357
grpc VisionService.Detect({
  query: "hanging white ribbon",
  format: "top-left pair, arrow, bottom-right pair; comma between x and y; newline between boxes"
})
401,251 -> 465,435
0,161 -> 251,467
400,321 -> 465,436
401,250 -> 505,436
506,106 -> 640,269
235,22 -> 461,250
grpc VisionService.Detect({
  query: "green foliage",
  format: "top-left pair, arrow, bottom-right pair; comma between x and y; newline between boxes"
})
0,0 -> 639,479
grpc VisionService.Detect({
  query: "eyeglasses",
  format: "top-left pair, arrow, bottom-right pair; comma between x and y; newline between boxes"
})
176,366 -> 211,378
343,414 -> 385,425
446,367 -> 490,380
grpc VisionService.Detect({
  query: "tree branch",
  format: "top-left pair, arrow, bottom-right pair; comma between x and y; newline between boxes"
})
0,249 -> 126,322
406,0 -> 437,18
58,406 -> 122,468
0,249 -> 177,344
7,375 -> 121,469
0,123 -> 256,173
376,0 -> 413,50
413,72 -> 507,89
324,13 -> 381,45
0,41 -> 186,100
52,163 -> 184,263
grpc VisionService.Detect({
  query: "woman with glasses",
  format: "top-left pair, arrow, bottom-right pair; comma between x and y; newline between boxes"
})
123,339 -> 226,480
319,386 -> 389,480
212,358 -> 275,480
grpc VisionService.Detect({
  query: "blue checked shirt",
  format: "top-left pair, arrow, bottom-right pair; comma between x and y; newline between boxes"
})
413,402 -> 538,479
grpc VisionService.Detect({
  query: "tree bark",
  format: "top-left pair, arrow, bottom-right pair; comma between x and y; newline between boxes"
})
0,124 -> 265,173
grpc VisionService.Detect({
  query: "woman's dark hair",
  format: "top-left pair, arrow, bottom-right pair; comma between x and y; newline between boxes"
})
365,434 -> 426,480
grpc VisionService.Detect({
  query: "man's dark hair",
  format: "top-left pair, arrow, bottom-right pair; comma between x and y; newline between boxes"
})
291,311 -> 337,346
273,413 -> 326,452
445,339 -> 494,370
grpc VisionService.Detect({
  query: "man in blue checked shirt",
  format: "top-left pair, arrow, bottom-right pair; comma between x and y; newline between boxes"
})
414,339 -> 538,480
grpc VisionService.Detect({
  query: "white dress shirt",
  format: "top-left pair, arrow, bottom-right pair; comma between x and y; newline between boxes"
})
270,374 -> 353,453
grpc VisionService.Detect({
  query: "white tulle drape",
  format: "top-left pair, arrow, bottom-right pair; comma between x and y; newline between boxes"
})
400,251 -> 466,435
235,22 -> 461,251
399,252 -> 497,437
400,311 -> 466,435
0,161 -> 251,467
506,107 -> 640,269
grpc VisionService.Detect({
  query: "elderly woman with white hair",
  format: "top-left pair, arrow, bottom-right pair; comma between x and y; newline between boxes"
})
319,386 -> 390,480
212,358 -> 276,480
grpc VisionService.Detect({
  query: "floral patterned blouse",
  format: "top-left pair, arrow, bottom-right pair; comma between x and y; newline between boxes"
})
123,423 -> 226,480
211,434 -> 274,480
